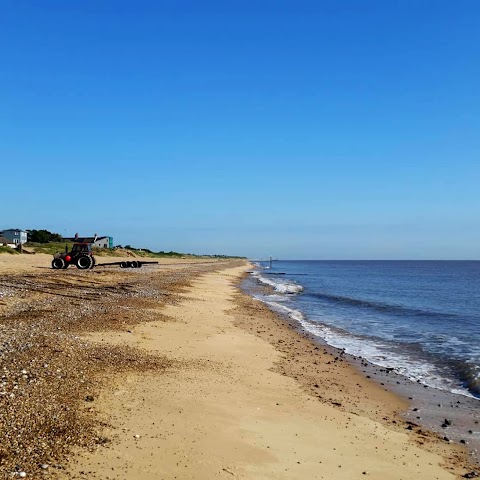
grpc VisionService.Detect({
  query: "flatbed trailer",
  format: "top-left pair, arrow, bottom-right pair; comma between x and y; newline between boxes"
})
96,260 -> 159,268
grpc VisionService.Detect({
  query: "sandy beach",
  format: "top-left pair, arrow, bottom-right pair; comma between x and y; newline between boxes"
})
0,254 -> 477,479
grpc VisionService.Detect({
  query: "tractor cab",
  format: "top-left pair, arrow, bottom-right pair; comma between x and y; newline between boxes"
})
71,243 -> 92,254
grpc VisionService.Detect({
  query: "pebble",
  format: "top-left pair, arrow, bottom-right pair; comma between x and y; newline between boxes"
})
441,418 -> 452,428
19,472 -> 27,478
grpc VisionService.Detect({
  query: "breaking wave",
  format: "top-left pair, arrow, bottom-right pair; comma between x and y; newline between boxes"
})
252,273 -> 304,295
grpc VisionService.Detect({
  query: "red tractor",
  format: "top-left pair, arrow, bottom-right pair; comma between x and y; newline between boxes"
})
52,243 -> 96,270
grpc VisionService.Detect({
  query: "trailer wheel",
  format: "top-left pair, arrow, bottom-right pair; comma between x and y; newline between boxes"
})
77,255 -> 93,269
120,261 -> 127,268
52,258 -> 65,269
131,261 -> 139,268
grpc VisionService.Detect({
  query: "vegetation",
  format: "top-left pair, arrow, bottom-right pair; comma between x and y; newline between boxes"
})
27,229 -> 62,243
21,239 -> 245,260
3,227 -> 244,259
102,246 -> 188,258
125,248 -> 184,258
112,246 -> 245,259
25,242 -> 74,255
0,246 -> 19,255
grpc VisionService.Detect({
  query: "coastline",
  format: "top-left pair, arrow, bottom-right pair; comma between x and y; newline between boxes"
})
234,276 -> 478,472
244,265 -> 480,465
61,264 -> 476,478
0,255 -> 478,478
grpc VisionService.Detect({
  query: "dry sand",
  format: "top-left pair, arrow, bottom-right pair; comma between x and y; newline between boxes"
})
53,263 -> 476,479
0,253 -> 241,478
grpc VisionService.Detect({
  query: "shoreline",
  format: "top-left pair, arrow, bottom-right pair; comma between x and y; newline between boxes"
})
235,276 -> 478,472
0,254 -> 478,478
244,268 -> 480,466
61,264 -> 476,478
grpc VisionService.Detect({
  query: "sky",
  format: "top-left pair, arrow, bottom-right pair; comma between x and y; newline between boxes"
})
1,1 -> 479,259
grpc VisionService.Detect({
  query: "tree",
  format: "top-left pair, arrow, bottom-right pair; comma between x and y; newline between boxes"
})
27,229 -> 62,243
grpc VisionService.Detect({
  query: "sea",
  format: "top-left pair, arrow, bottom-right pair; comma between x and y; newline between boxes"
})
246,260 -> 480,400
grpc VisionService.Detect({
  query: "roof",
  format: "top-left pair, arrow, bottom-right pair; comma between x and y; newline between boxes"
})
65,236 -> 109,243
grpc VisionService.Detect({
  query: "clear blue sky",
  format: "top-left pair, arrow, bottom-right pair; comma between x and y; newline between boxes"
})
1,1 -> 479,259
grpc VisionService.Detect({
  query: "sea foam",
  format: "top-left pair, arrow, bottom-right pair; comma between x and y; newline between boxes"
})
247,261 -> 480,399
253,272 -> 304,294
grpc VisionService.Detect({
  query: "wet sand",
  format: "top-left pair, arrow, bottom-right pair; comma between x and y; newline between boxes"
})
0,255 -> 478,478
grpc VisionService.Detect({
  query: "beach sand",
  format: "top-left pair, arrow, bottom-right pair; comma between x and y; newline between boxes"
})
62,265 -> 474,479
0,255 -> 477,478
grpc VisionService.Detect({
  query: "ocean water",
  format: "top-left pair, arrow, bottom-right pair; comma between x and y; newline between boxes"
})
247,261 -> 480,399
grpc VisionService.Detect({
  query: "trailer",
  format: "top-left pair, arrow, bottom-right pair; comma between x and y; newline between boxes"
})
96,260 -> 159,269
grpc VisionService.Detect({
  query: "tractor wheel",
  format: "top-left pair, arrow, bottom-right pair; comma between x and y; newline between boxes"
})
90,256 -> 96,269
52,258 -> 65,269
77,255 -> 93,270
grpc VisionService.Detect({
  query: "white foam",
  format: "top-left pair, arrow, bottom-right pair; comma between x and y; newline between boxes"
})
255,290 -> 477,398
253,273 -> 304,295
247,268 -> 478,399
264,301 -> 305,323
450,388 -> 476,398
296,318 -> 477,398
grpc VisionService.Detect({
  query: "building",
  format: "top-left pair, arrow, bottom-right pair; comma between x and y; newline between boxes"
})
64,234 -> 113,249
0,229 -> 28,246
0,236 -> 12,246
92,236 -> 113,249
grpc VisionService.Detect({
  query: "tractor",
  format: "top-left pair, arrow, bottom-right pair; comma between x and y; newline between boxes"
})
52,243 -> 96,270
